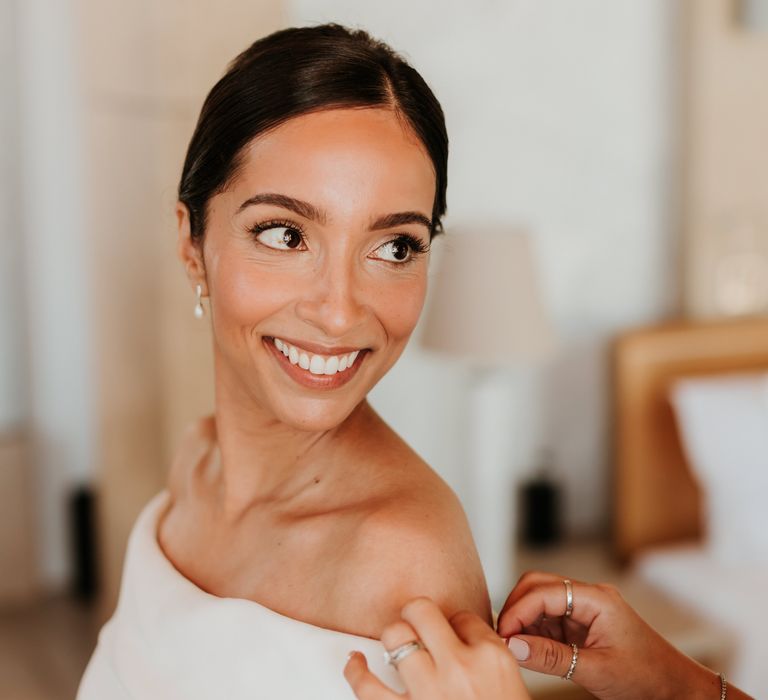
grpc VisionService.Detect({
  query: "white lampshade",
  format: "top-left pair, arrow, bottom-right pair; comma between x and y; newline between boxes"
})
420,229 -> 555,365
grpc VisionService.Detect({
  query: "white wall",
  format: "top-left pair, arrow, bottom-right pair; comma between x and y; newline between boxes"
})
16,0 -> 96,590
0,0 -> 26,431
287,0 -> 679,537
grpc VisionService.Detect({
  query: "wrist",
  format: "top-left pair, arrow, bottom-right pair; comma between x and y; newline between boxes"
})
675,658 -> 723,700
651,643 -> 718,700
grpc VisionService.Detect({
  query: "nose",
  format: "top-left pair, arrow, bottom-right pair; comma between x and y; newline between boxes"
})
294,251 -> 370,340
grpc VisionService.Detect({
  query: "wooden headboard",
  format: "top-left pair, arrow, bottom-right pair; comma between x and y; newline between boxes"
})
612,317 -> 768,563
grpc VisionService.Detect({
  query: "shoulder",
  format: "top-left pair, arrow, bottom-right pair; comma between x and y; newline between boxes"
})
335,464 -> 492,637
166,414 -> 217,499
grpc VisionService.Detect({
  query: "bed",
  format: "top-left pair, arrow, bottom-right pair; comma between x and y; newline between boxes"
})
612,317 -> 768,698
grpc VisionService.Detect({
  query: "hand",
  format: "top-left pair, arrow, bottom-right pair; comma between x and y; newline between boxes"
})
497,571 -> 750,700
344,597 -> 531,700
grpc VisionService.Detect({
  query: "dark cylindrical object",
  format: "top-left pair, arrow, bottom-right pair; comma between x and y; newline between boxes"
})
521,477 -> 561,548
69,485 -> 98,601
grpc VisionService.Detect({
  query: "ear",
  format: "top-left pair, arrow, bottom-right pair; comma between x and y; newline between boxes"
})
176,201 -> 208,294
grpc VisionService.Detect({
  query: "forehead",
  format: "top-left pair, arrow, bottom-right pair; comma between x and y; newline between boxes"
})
226,107 -> 436,218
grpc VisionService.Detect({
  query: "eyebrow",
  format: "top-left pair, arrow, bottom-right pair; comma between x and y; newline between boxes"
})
237,192 -> 433,232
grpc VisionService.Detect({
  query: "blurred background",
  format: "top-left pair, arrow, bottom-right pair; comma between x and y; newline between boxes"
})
1,0 -> 767,698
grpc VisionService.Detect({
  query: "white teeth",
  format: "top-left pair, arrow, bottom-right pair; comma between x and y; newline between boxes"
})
309,355 -> 325,375
272,337 -> 363,376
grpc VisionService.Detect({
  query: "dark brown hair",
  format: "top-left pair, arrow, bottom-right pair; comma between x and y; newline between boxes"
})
177,23 -> 448,240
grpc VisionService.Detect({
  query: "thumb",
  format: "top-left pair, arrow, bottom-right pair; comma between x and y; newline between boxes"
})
506,635 -> 587,682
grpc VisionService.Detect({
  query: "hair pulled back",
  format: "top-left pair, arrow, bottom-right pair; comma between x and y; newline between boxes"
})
177,23 -> 448,240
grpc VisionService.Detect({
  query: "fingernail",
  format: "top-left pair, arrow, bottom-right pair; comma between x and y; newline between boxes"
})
346,650 -> 358,662
507,636 -> 530,661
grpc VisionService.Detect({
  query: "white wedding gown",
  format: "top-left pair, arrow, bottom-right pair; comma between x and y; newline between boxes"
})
77,490 -> 406,699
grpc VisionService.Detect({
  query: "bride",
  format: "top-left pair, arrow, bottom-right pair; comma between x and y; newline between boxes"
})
78,22 -> 491,699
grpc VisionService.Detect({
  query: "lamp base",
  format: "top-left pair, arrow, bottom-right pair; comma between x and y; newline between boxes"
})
466,368 -> 518,608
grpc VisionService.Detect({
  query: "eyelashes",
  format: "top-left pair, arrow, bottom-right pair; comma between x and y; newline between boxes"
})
247,218 -> 431,264
249,218 -> 305,237
394,233 -> 430,255
379,233 -> 430,264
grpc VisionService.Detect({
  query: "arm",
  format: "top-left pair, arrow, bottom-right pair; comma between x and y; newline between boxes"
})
348,488 -> 493,637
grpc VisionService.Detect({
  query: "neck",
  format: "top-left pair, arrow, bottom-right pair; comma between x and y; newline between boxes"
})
208,356 -> 373,522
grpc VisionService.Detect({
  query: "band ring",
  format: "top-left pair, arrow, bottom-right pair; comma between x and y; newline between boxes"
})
383,640 -> 426,667
562,643 -> 579,681
563,579 -> 574,618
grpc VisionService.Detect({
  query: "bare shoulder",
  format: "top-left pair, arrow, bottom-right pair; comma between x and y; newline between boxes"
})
165,414 -> 217,500
335,450 -> 492,637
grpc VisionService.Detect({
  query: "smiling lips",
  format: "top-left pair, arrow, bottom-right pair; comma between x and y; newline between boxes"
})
273,337 -> 362,375
265,335 -> 367,389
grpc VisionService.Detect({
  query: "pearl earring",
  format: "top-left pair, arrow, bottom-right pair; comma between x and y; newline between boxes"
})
194,283 -> 205,319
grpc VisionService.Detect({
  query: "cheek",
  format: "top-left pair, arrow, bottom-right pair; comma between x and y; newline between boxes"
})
209,251 -> 294,331
376,273 -> 428,343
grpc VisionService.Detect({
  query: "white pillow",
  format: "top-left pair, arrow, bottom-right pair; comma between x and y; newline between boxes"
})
669,371 -> 768,565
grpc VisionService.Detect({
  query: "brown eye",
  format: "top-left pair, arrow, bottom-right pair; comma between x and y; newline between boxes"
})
282,229 -> 303,249
391,240 -> 409,260
254,226 -> 305,250
373,238 -> 413,263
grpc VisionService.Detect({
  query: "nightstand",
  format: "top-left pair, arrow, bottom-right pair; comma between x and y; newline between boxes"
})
508,539 -> 732,699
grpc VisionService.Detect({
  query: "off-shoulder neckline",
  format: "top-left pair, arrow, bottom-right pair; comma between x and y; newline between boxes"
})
148,488 -> 383,644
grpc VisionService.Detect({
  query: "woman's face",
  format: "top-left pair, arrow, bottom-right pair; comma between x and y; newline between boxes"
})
179,107 -> 436,432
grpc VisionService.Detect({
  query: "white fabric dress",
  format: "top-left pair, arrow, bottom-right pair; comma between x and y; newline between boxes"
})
77,489 -> 406,699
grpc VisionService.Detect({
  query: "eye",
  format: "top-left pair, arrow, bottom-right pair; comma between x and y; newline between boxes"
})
250,220 -> 306,250
376,239 -> 411,263
371,235 -> 429,264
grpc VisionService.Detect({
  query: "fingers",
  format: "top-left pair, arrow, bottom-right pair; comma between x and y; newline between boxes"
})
343,651 -> 402,700
497,580 -> 604,637
380,618 -> 434,689
399,597 -> 463,665
449,609 -> 506,648
504,571 -> 567,607
499,571 -> 578,621
450,610 -> 530,695
380,617 -> 438,697
510,634 -> 593,685
381,598 -> 533,700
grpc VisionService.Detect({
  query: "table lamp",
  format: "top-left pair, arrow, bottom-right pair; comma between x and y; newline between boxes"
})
420,228 -> 555,607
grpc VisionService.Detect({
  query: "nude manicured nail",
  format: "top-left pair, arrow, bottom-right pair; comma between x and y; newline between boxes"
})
507,637 -> 530,661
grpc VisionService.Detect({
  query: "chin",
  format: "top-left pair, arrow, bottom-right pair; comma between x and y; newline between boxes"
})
271,396 -> 361,433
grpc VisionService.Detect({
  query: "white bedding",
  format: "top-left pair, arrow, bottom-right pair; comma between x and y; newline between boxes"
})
669,371 -> 768,566
634,544 -> 768,698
